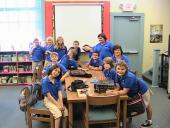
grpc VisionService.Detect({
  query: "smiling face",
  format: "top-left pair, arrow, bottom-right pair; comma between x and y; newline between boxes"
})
51,68 -> 60,78
47,37 -> 53,45
98,36 -> 105,44
33,39 -> 39,47
92,52 -> 99,60
51,54 -> 58,63
73,41 -> 79,48
116,65 -> 127,77
114,49 -> 122,57
57,37 -> 64,45
103,61 -> 111,70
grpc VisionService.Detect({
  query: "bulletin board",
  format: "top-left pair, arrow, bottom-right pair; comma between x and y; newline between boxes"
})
54,4 -> 102,49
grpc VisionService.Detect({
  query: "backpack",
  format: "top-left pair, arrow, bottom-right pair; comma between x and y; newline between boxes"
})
67,80 -> 89,92
19,83 -> 41,112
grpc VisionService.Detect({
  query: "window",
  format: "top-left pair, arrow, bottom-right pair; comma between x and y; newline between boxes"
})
0,0 -> 44,51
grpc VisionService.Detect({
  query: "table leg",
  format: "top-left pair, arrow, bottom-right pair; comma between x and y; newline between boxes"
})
123,100 -> 127,128
68,102 -> 73,128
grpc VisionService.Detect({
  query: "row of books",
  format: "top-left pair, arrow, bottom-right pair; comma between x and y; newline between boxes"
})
1,65 -> 32,73
0,54 -> 31,62
0,76 -> 32,84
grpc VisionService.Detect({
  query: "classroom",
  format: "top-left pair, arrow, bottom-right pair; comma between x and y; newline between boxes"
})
0,0 -> 170,128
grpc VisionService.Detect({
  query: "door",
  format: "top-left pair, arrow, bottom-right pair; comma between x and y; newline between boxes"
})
111,13 -> 144,74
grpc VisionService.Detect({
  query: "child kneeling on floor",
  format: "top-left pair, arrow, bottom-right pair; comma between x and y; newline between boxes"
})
42,64 -> 68,128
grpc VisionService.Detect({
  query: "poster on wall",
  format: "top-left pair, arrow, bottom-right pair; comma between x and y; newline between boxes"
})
150,24 -> 163,43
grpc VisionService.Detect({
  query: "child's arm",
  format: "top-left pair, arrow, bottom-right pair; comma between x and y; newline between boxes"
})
60,71 -> 70,82
95,66 -> 102,71
45,50 -> 52,54
106,86 -> 129,96
88,66 -> 100,71
46,92 -> 62,108
58,90 -> 65,111
88,65 -> 95,70
117,88 -> 129,95
29,46 -> 36,55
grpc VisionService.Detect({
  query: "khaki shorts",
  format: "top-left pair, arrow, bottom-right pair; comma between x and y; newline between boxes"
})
44,97 -> 68,119
142,89 -> 153,108
32,61 -> 43,73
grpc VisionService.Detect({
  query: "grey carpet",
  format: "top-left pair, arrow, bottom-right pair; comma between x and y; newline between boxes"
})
0,86 -> 170,128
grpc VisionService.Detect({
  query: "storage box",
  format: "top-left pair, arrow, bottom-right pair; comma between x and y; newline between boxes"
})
26,76 -> 32,83
2,55 -> 11,61
12,55 -> 17,61
12,76 -> 18,84
1,77 -> 8,83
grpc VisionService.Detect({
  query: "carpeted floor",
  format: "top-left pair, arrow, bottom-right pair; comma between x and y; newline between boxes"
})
0,86 -> 170,128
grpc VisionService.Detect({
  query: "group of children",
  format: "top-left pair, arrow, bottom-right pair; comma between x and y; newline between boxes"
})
29,33 -> 153,128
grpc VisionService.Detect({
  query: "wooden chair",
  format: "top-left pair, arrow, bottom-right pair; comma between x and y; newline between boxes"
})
25,87 -> 54,128
84,94 -> 120,128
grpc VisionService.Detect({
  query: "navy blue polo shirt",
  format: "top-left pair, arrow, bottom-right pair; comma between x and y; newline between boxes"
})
112,54 -> 130,68
54,46 -> 67,60
42,76 -> 62,100
30,45 -> 45,62
74,47 -> 81,61
89,58 -> 103,67
115,71 -> 148,97
93,41 -> 114,60
44,44 -> 55,61
59,55 -> 78,69
103,68 -> 116,81
137,78 -> 149,95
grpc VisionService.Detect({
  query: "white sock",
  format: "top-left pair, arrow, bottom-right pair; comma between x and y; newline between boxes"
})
147,120 -> 152,124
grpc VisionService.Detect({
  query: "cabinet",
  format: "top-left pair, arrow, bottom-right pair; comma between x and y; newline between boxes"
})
160,52 -> 169,89
0,51 -> 32,86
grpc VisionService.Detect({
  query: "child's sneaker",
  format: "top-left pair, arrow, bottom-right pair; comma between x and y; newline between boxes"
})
141,120 -> 152,127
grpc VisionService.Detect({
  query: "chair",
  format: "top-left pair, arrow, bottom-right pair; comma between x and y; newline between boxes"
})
25,87 -> 54,128
84,94 -> 120,128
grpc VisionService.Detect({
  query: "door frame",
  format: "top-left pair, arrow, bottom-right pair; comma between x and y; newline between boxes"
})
110,12 -> 144,73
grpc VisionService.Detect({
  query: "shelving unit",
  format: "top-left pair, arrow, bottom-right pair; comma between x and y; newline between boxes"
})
160,52 -> 169,89
0,51 -> 32,86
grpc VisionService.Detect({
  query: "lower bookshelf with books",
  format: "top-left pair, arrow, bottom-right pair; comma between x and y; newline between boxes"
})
0,51 -> 33,86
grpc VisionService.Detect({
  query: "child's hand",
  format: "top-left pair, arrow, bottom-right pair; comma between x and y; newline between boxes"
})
106,90 -> 117,95
59,106 -> 65,112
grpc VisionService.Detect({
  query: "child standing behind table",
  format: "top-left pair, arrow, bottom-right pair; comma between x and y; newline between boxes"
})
87,51 -> 102,71
72,40 -> 81,64
44,36 -> 55,68
54,36 -> 67,60
29,38 -> 45,83
112,44 -> 130,68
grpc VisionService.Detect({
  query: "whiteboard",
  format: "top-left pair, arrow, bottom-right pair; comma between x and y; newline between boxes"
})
54,4 -> 102,49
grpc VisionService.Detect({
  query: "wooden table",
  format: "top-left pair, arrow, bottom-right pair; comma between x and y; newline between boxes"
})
65,70 -> 128,128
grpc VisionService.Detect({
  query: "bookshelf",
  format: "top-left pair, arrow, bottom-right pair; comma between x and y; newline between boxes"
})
0,51 -> 32,86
